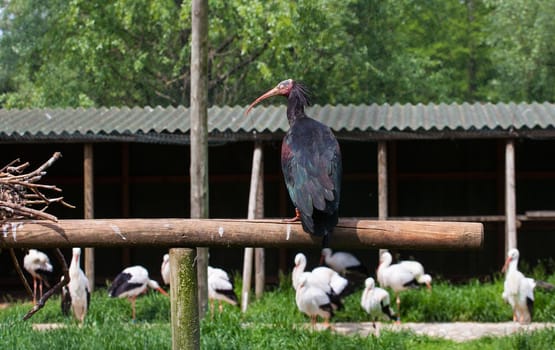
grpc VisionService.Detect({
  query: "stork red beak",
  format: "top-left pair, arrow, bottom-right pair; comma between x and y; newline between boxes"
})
157,287 -> 169,297
501,256 -> 511,273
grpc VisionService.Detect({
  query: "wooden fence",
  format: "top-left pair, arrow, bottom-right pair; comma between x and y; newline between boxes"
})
0,218 -> 483,349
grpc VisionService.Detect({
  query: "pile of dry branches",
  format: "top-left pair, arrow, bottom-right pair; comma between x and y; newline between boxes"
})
0,152 -> 74,320
0,152 -> 74,222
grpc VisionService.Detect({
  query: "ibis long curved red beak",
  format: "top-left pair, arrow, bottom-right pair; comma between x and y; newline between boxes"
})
245,87 -> 281,116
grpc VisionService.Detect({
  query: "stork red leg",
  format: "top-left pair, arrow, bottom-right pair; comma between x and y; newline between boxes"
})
33,277 -> 38,304
395,294 -> 401,324
130,296 -> 137,320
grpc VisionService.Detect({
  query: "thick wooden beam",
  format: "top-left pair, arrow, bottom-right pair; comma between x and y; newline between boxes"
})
0,218 -> 483,250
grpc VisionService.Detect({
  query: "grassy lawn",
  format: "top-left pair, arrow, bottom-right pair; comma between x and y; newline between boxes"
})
1,272 -> 555,349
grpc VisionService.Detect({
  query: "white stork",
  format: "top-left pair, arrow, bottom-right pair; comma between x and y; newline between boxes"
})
61,248 -> 90,323
23,249 -> 53,304
311,266 -> 350,300
377,251 -> 421,322
389,251 -> 432,290
295,273 -> 334,328
502,248 -> 536,324
361,277 -> 396,333
108,265 -> 168,320
320,248 -> 367,285
161,253 -> 170,285
292,253 -> 308,290
398,260 -> 432,289
207,266 -> 239,314
292,253 -> 349,310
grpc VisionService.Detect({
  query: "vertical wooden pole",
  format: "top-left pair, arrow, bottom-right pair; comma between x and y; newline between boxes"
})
241,248 -> 253,312
505,139 -> 517,252
121,143 -> 131,266
389,142 -> 398,217
242,142 -> 263,311
378,141 -> 388,219
378,141 -> 388,258
83,143 -> 95,291
254,144 -> 265,299
177,0 -> 207,348
170,248 -> 199,350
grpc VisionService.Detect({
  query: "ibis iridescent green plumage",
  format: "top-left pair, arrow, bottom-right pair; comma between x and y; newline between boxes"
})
246,79 -> 342,247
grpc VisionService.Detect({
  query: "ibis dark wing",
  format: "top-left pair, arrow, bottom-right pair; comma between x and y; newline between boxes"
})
281,117 -> 341,236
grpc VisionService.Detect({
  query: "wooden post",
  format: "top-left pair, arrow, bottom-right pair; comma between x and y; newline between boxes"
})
190,0 -> 209,325
170,248 -> 199,350
121,143 -> 131,267
505,139 -> 517,252
254,144 -> 265,299
242,142 -> 263,311
378,141 -> 388,259
378,141 -> 388,220
83,143 -> 95,291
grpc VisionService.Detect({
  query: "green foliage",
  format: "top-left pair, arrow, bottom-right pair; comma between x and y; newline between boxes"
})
1,275 -> 555,349
484,0 -> 555,102
0,0 -> 554,108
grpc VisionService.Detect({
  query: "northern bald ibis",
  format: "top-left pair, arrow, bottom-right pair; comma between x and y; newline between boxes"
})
295,273 -> 334,328
246,79 -> 342,248
108,265 -> 168,320
320,248 -> 367,284
161,254 -> 170,285
377,251 -> 421,322
208,266 -> 239,314
23,249 -> 53,304
361,277 -> 396,332
61,248 -> 90,323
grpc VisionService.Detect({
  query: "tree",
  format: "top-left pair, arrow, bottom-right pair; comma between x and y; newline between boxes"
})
484,0 -> 555,102
1,0 -> 553,108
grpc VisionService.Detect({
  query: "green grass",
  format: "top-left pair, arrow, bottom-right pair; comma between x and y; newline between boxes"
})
1,272 -> 555,349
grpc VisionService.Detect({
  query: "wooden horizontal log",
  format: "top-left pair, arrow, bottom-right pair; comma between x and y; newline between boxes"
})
0,218 -> 483,250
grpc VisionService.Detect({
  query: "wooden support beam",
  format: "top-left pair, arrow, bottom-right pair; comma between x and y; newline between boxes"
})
377,141 -> 388,220
242,142 -> 264,312
0,218 -> 483,250
170,247 -> 199,350
83,143 -> 95,292
505,139 -> 517,251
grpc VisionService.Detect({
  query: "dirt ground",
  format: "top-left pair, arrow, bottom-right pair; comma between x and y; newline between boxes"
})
324,322 -> 555,342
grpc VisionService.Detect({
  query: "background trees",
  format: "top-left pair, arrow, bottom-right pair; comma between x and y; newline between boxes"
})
0,0 -> 553,108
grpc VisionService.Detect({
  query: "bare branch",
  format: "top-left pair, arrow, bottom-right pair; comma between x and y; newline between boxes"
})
10,248 -> 33,298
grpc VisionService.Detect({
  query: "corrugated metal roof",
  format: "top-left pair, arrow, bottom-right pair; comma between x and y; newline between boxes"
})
1,102 -> 554,144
